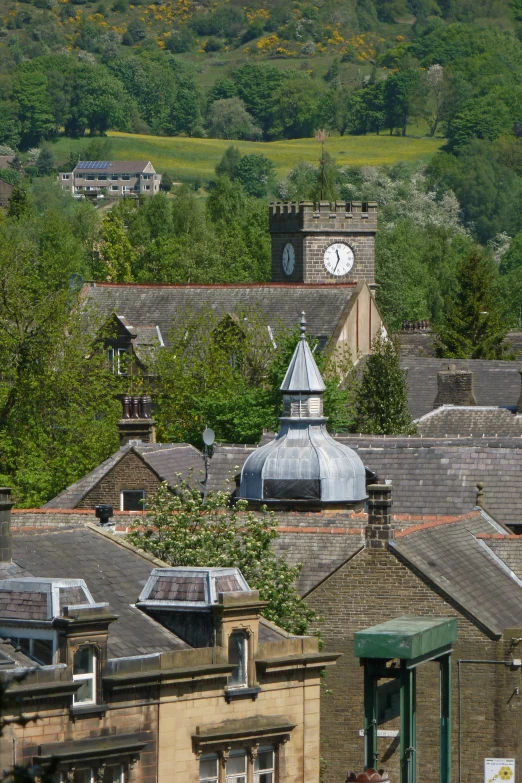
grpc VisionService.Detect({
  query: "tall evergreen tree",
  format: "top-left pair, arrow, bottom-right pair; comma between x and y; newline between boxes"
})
435,249 -> 509,359
355,333 -> 414,435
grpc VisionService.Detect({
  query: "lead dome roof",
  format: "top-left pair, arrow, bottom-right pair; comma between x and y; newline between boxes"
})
240,314 -> 366,505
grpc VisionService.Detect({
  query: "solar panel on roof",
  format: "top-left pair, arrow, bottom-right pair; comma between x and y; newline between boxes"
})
77,161 -> 110,169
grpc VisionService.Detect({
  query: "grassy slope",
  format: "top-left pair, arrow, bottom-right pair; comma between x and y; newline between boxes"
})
51,132 -> 444,181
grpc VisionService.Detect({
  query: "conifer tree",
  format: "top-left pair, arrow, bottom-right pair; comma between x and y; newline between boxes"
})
435,249 -> 509,359
355,333 -> 414,435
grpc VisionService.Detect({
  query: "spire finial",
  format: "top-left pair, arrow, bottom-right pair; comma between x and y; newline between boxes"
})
300,311 -> 307,340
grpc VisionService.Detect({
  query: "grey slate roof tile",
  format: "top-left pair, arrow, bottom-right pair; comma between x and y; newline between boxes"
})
401,357 -> 522,419
391,514 -> 522,635
84,282 -> 357,348
9,526 -> 189,658
44,442 -> 204,509
415,406 -> 522,437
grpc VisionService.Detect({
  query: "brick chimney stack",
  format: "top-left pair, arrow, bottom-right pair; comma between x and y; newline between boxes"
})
365,483 -> 394,550
0,488 -> 13,563
118,395 -> 157,446
434,363 -> 477,408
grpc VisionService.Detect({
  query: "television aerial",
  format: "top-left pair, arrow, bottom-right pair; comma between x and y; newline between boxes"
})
202,427 -> 215,485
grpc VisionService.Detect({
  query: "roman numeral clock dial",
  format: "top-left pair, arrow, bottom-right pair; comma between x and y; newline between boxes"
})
324,243 -> 354,277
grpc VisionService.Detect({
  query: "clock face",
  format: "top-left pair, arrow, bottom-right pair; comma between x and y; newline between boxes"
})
324,243 -> 354,277
282,242 -> 295,276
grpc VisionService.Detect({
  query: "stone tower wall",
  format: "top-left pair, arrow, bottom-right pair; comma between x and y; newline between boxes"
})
270,201 -> 377,284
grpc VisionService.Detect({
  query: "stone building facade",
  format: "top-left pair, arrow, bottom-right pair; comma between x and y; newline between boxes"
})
0,496 -> 337,783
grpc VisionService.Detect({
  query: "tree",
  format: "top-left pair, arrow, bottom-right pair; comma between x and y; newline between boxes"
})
435,249 -> 510,358
449,94 -> 512,148
269,75 -> 321,139
94,213 -> 135,282
0,210 -> 119,504
234,154 -> 275,198
215,145 -> 242,178
323,84 -> 351,136
12,70 -> 57,147
6,187 -> 30,219
160,171 -> 174,192
384,69 -> 424,136
65,64 -> 133,137
206,98 -> 261,141
127,480 -> 316,635
355,333 -> 415,435
35,145 -> 55,176
232,63 -> 285,136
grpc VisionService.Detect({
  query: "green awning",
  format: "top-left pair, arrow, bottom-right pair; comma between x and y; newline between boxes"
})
354,616 -> 457,660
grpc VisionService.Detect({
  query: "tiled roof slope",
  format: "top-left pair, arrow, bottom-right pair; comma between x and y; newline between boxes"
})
401,358 -> 522,419
398,330 -> 522,359
83,283 -> 357,347
415,406 -> 522,437
479,536 -> 522,582
391,513 -> 522,636
8,525 -> 189,658
44,442 -> 204,509
339,437 -> 522,527
205,445 -> 255,494
75,161 -> 151,173
206,436 -> 522,529
274,529 -> 363,596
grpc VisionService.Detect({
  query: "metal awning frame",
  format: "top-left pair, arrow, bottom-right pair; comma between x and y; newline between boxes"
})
355,618 -> 457,783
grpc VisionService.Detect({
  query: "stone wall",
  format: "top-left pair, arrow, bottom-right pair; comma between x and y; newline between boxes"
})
1,695 -> 159,783
269,202 -> 377,285
76,450 -> 162,510
306,546 -> 521,783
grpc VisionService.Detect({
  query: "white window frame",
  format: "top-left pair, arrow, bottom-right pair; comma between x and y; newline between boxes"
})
225,750 -> 247,783
73,646 -> 96,705
254,747 -> 275,783
121,175 -> 130,181
120,489 -> 145,512
62,174 -> 70,180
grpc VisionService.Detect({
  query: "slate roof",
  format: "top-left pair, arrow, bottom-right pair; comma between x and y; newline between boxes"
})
75,161 -> 152,174
415,406 -> 522,437
205,444 -> 255,494
44,442 -> 204,509
401,358 -> 522,419
390,512 -> 522,636
274,530 -> 363,595
82,282 -> 358,348
343,437 -> 522,528
4,525 -> 189,658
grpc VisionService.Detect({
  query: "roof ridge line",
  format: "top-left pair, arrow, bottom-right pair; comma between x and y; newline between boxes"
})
395,512 -> 481,537
84,522 -> 171,568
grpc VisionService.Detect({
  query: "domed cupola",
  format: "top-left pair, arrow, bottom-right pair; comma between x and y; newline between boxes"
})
240,313 -> 367,507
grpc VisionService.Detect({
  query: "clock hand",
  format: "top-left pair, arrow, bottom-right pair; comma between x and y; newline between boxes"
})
334,248 -> 341,272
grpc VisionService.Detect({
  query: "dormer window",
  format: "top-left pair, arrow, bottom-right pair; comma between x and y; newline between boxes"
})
228,631 -> 248,688
73,646 -> 96,704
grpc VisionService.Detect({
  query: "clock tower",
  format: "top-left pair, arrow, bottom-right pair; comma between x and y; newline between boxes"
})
270,200 -> 377,284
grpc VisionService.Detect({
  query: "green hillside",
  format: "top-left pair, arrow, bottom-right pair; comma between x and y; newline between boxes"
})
51,131 -> 444,181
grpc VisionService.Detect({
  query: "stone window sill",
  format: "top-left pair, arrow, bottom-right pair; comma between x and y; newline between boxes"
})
69,703 -> 108,719
224,686 -> 261,703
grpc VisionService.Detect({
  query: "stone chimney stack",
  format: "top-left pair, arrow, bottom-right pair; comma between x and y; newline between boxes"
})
118,395 -> 156,446
365,483 -> 394,550
434,363 -> 477,408
0,488 -> 13,563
